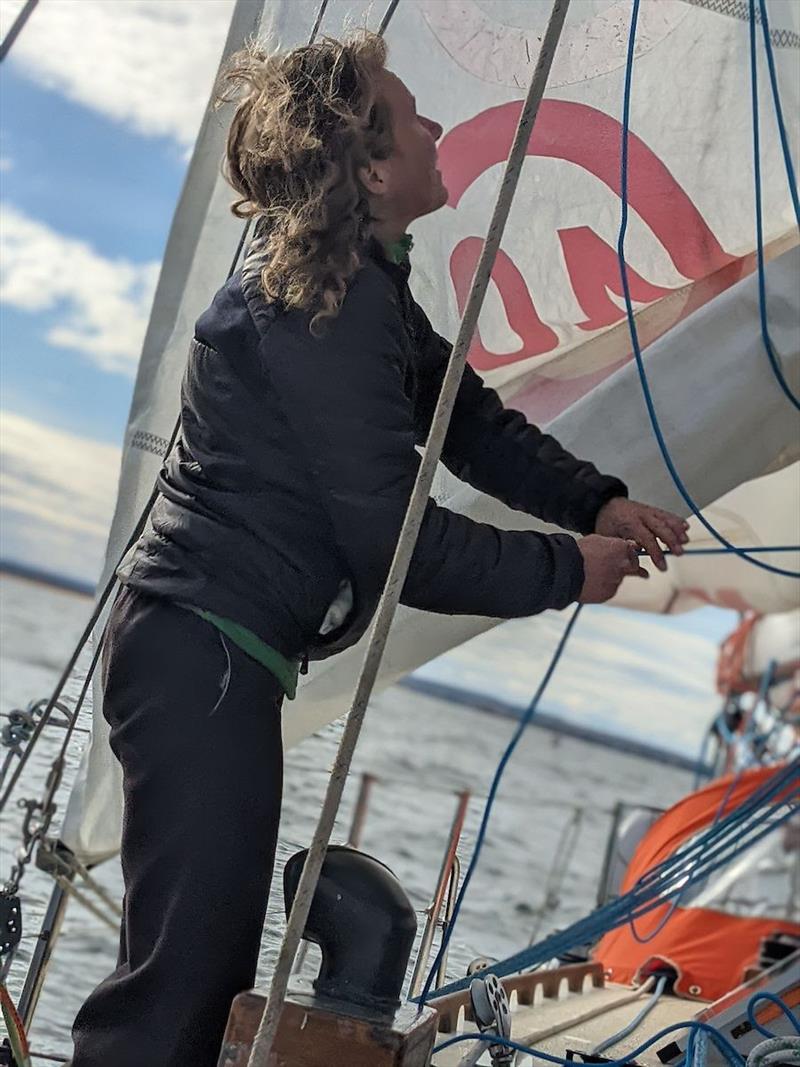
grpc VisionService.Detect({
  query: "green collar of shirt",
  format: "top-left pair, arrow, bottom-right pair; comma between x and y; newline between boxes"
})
384,233 -> 414,265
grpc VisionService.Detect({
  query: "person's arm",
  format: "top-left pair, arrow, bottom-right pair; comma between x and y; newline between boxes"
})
408,298 -> 626,535
261,266 -> 586,621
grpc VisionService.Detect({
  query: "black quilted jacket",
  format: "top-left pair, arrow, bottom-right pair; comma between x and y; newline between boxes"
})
120,237 -> 627,662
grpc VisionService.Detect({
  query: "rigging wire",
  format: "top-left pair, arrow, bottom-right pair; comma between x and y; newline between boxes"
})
617,0 -> 800,580
747,0 -> 800,411
0,0 -> 39,62
378,0 -> 401,36
307,0 -> 330,45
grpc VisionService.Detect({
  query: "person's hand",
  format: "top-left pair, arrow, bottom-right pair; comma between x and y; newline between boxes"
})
577,535 -> 648,604
594,497 -> 689,572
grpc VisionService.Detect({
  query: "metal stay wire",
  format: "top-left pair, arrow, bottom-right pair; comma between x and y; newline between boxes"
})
245,1 -> 574,1062
0,0 -> 39,62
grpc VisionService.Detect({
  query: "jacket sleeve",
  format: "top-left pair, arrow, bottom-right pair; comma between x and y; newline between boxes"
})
260,267 -> 585,620
408,298 -> 628,535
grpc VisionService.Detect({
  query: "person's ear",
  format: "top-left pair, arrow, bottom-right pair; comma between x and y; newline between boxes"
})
358,158 -> 391,199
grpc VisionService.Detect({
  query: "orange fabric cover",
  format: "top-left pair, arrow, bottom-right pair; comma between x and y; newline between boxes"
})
594,765 -> 800,1002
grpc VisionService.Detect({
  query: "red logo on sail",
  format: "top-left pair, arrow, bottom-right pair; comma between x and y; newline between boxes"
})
437,99 -> 737,374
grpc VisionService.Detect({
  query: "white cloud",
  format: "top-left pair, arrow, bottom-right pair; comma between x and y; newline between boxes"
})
0,158 -> 13,173
0,204 -> 159,375
0,410 -> 121,582
0,0 -> 234,148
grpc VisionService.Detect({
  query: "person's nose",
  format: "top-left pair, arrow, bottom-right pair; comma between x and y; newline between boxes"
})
421,115 -> 443,142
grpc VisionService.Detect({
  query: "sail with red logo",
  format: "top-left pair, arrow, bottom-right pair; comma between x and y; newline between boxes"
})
61,0 -> 799,865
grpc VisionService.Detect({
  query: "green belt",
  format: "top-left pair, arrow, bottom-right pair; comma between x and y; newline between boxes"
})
183,605 -> 300,699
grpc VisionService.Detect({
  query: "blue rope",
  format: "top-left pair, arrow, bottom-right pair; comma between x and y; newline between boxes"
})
431,1016 -> 745,1066
677,546 -> 799,557
628,753 -> 747,945
756,0 -> 800,229
430,992 -> 799,1066
748,0 -> 800,411
618,0 -> 799,580
416,603 -> 584,1006
424,759 -> 798,998
591,973 -> 668,1055
748,991 -> 800,1039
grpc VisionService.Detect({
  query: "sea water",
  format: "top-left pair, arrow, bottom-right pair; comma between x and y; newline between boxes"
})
0,574 -> 696,1057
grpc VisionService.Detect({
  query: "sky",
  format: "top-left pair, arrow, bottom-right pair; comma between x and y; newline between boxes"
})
0,0 -> 744,758
0,0 -> 234,579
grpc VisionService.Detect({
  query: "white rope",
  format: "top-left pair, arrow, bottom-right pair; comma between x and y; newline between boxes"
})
246,2 -> 572,1062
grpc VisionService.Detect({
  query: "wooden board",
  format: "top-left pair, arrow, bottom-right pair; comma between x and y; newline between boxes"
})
218,983 -> 439,1067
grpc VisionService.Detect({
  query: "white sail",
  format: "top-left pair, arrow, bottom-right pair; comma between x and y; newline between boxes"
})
62,0 -> 800,862
611,461 -> 800,616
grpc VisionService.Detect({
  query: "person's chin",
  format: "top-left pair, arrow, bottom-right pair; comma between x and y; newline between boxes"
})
429,174 -> 449,212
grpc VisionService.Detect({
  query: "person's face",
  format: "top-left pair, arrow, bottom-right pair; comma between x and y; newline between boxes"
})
360,70 -> 447,229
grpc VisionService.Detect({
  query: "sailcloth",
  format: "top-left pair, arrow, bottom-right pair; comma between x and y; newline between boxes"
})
61,0 -> 800,863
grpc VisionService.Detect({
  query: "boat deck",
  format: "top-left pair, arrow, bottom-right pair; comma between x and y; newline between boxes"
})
431,971 -> 710,1066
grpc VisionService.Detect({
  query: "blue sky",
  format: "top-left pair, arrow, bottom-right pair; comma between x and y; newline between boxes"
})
0,0 -> 233,579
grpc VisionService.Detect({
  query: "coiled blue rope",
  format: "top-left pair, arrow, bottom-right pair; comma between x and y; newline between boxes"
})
618,0 -> 799,579
748,0 -> 800,411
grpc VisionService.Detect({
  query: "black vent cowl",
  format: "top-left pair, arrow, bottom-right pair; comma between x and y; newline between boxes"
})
283,846 -> 418,1011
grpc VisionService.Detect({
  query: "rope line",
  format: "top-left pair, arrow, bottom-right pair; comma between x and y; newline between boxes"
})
418,604 -> 583,1006
618,0 -> 800,579
635,660 -> 779,941
756,0 -> 800,228
424,758 -> 798,998
432,1013 -> 748,1067
748,0 -> 800,410
589,974 -> 668,1056
748,991 -> 800,1038
245,5 -> 574,1061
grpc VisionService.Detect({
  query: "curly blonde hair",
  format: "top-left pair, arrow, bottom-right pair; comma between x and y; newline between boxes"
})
218,32 -> 393,333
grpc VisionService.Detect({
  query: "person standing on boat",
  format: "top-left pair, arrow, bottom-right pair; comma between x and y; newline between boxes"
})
71,31 -> 689,1067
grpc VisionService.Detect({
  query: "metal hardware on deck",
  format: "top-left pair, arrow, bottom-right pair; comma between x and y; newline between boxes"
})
0,891 -> 22,982
437,852 -> 461,989
456,974 -> 513,1067
408,790 -> 470,998
0,700 -> 73,796
431,961 -> 605,1036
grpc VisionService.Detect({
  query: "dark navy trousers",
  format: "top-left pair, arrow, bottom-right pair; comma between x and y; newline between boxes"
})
72,586 -> 284,1067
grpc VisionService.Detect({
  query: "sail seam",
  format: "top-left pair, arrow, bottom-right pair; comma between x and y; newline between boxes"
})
681,0 -> 800,48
